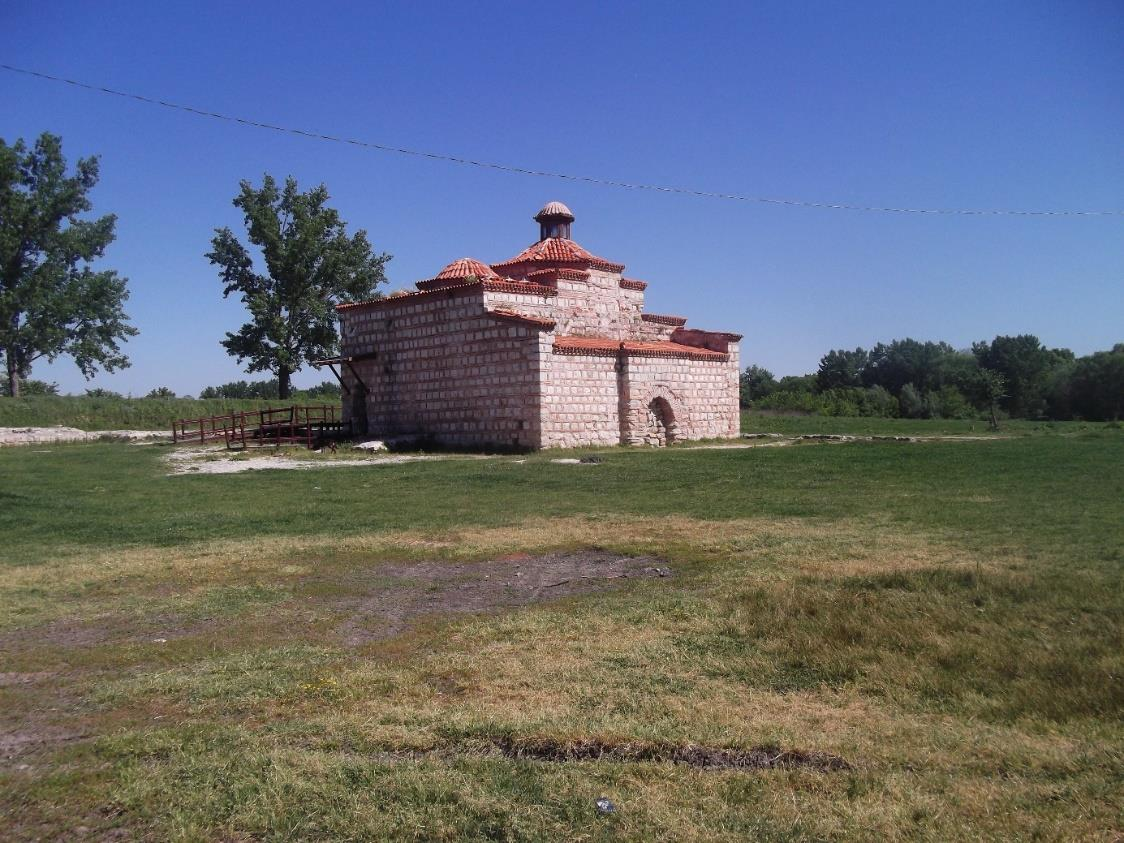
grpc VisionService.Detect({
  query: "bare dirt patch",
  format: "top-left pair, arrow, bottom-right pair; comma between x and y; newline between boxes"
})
321,550 -> 672,645
0,671 -> 56,687
482,735 -> 851,771
162,445 -> 494,475
0,551 -> 673,653
0,724 -> 89,762
362,735 -> 850,772
0,612 -> 140,651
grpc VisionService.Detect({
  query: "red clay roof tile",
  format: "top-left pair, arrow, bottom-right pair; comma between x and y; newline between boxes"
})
493,238 -> 625,273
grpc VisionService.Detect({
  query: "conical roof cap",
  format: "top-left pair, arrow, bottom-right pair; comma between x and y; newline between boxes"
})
533,201 -> 574,222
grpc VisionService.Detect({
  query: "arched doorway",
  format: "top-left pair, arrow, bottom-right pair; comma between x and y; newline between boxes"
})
645,396 -> 678,446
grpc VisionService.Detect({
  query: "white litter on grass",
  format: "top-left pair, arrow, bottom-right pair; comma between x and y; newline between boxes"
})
354,440 -> 388,452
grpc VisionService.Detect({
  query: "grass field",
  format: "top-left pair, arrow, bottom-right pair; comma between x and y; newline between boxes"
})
3,396 -> 1116,439
0,396 -> 307,431
739,410 -> 1119,437
1,425 -> 1121,840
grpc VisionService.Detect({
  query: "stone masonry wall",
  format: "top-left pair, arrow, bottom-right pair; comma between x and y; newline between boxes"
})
538,342 -> 622,448
618,349 -> 741,444
340,290 -> 543,449
538,343 -> 741,448
489,270 -> 643,339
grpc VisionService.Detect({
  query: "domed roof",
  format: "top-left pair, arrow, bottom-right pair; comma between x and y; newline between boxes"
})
432,257 -> 499,281
534,201 -> 574,222
492,237 -> 625,273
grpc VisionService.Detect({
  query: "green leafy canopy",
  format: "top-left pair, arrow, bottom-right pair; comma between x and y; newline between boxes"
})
0,132 -> 137,397
207,174 -> 389,398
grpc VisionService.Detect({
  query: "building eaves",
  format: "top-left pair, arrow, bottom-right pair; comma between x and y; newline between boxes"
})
487,309 -> 557,330
552,336 -> 729,362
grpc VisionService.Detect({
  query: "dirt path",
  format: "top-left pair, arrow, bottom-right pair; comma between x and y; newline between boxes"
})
0,426 -> 170,446
163,445 -> 494,474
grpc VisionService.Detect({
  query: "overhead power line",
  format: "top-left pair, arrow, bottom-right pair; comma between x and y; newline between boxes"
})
3,62 -> 1122,218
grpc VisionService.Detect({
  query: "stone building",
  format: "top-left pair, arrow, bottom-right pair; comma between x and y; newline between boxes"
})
330,202 -> 741,449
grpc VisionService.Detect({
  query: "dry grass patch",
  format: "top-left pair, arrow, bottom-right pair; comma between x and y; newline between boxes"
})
2,511 -> 1121,840
0,514 -> 984,632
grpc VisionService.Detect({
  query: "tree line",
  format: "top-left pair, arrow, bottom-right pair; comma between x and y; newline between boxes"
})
2,131 -> 388,398
742,336 -> 1124,422
0,378 -> 342,401
4,132 -> 1120,419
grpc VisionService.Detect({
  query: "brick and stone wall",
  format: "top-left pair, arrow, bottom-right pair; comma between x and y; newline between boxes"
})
617,349 -> 741,444
538,342 -> 621,448
339,289 -> 544,449
538,343 -> 741,448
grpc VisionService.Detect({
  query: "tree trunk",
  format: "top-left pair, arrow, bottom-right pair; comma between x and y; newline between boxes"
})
5,349 -> 19,398
278,365 -> 292,400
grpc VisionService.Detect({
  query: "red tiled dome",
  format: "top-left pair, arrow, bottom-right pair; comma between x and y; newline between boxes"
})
492,238 -> 624,273
432,257 -> 499,281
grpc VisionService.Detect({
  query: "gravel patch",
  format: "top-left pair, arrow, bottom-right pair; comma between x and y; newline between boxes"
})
0,427 -> 170,446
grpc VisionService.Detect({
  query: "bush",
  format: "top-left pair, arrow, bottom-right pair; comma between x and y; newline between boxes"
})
199,379 -> 279,400
931,385 -> 974,419
755,389 -> 820,414
899,384 -> 927,419
0,377 -> 60,396
862,385 -> 899,417
197,379 -> 341,401
300,381 -> 342,399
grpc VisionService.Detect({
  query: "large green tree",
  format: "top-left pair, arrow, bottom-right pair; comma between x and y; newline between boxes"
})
816,347 -> 869,391
1070,344 -> 1124,421
207,175 -> 389,399
972,334 -> 1060,417
0,132 -> 136,397
862,339 -> 956,395
739,364 -> 777,406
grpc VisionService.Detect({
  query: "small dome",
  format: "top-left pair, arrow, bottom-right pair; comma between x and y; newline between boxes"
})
534,201 -> 574,222
432,257 -> 498,281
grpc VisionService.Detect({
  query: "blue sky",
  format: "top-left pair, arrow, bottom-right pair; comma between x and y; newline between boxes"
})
3,1 -> 1122,395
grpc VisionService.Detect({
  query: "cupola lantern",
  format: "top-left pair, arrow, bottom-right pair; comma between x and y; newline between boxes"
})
534,201 -> 575,241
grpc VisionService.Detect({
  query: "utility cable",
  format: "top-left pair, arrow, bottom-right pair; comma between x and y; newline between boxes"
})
3,62 -> 1121,218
